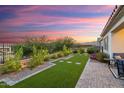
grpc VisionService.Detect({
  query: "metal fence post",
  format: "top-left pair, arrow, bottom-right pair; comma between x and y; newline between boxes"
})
3,43 -> 5,64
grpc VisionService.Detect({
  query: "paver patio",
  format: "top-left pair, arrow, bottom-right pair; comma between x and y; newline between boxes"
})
76,59 -> 124,88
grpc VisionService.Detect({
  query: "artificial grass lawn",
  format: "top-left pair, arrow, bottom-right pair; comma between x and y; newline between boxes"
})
10,53 -> 89,88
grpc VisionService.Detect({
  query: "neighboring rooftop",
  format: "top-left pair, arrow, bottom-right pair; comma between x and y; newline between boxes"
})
80,41 -> 97,46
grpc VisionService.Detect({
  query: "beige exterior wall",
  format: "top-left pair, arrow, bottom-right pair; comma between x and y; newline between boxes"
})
112,28 -> 124,53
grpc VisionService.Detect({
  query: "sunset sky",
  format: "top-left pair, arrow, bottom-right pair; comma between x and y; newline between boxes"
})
0,5 -> 114,43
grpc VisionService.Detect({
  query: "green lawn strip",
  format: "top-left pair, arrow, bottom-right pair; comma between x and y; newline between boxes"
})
8,53 -> 89,88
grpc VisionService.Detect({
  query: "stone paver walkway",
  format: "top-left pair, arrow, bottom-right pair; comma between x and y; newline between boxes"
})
76,59 -> 124,88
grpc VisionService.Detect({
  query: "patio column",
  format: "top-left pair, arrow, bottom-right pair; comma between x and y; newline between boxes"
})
108,32 -> 112,59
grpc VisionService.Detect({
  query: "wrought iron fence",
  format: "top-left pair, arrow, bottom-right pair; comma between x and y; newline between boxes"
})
0,43 -> 13,64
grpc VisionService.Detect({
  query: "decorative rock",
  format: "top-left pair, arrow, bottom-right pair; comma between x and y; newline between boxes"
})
67,61 -> 72,64
59,60 -> 64,62
76,62 -> 81,65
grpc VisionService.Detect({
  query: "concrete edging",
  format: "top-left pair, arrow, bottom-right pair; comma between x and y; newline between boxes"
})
75,58 -> 90,88
0,54 -> 74,86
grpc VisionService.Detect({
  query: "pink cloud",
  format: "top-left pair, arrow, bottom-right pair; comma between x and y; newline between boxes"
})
0,5 -> 114,43
15,5 -> 115,14
1,14 -> 109,27
0,28 -> 100,43
0,6 -> 112,27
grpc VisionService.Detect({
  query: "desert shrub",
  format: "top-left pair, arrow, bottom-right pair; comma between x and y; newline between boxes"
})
0,81 -> 8,88
12,44 -> 32,58
44,55 -> 50,61
1,58 -> 21,74
63,45 -> 72,56
73,48 -> 84,54
49,37 -> 75,53
77,49 -> 81,54
68,48 -> 72,54
73,49 -> 78,54
23,45 -> 32,57
79,48 -> 85,54
28,46 -> 49,69
0,47 -> 23,74
57,52 -> 65,57
87,47 -> 97,54
96,52 -> 108,62
15,46 -> 23,60
50,54 -> 58,59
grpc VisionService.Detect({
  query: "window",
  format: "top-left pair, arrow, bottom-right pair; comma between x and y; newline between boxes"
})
103,36 -> 108,51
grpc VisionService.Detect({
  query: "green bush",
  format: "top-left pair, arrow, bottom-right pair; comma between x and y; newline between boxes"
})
23,45 -> 32,57
87,47 -> 97,54
48,37 -> 75,53
63,45 -> 72,56
57,52 -> 64,57
28,46 -> 49,69
44,55 -> 50,61
1,58 -> 21,74
12,44 -> 32,57
68,48 -> 72,54
0,81 -> 8,88
73,48 -> 84,54
50,54 -> 58,59
77,49 -> 81,54
0,47 -> 23,74
96,52 -> 108,62
79,48 -> 85,54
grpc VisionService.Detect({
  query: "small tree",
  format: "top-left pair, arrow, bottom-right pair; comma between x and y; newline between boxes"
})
87,47 -> 97,54
77,48 -> 85,54
63,45 -> 72,56
1,47 -> 23,74
77,49 -> 81,54
15,46 -> 23,60
96,52 -> 108,63
29,45 -> 49,69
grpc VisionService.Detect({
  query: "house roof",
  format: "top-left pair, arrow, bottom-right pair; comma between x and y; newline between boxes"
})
101,5 -> 124,37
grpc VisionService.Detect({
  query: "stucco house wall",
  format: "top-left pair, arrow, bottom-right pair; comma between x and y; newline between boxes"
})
98,6 -> 124,58
112,28 -> 124,53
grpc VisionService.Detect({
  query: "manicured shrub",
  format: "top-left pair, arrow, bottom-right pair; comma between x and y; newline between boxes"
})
44,55 -> 50,61
23,45 -> 32,57
0,81 -> 8,88
87,47 -> 97,54
1,58 -> 21,74
57,52 -> 64,57
12,44 -> 32,58
0,47 -> 23,74
63,45 -> 68,56
79,48 -> 85,54
15,46 -> 23,60
73,48 -> 84,54
77,49 -> 81,54
68,48 -> 72,54
28,46 -> 49,69
50,54 -> 58,59
63,45 -> 72,56
49,37 -> 75,53
96,52 -> 108,63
